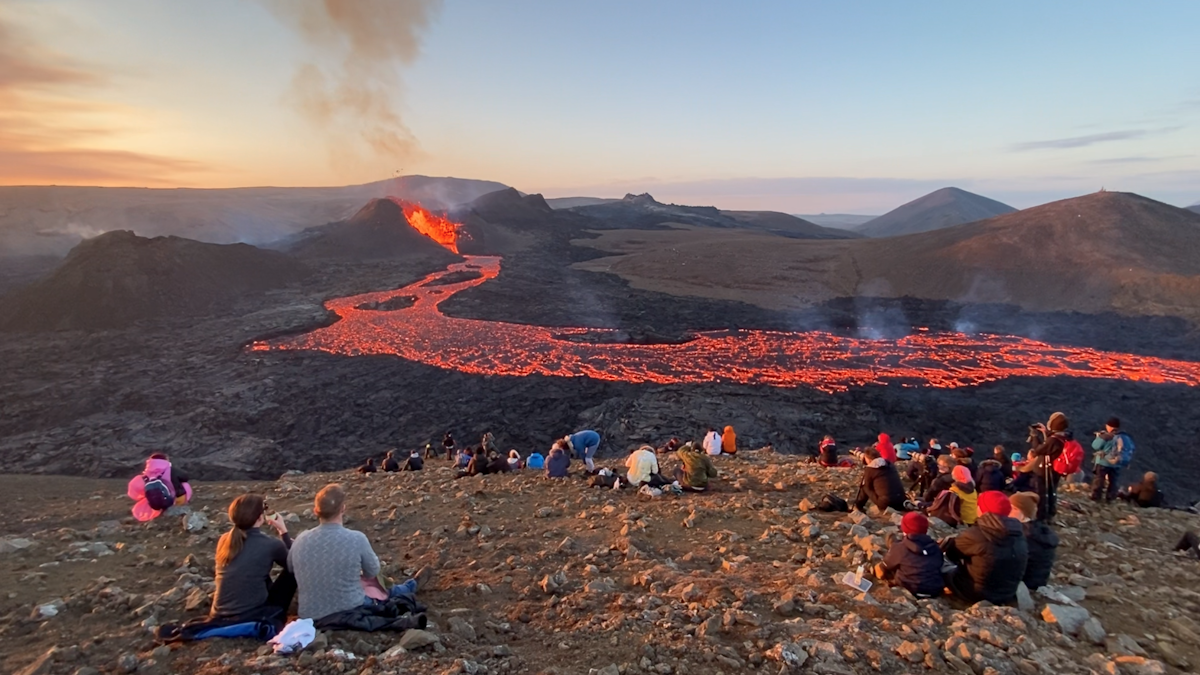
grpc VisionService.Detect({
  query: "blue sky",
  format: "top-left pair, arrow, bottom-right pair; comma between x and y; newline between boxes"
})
3,0 -> 1198,212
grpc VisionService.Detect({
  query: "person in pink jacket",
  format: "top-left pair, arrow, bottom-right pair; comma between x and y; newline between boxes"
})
127,453 -> 193,521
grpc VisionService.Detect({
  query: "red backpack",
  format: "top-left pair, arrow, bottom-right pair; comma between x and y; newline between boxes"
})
1053,439 -> 1084,476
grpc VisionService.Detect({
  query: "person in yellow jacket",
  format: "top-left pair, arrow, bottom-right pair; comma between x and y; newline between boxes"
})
721,426 -> 737,456
949,465 -> 980,525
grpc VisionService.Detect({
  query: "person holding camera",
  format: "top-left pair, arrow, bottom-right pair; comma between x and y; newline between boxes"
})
1025,412 -> 1070,521
1091,417 -> 1135,503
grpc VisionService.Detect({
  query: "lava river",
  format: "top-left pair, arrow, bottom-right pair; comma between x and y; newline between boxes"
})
250,256 -> 1200,393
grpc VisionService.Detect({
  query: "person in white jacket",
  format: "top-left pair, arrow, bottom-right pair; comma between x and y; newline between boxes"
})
703,428 -> 723,456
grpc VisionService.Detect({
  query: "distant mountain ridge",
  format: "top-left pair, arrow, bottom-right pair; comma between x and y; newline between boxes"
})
856,187 -> 1017,238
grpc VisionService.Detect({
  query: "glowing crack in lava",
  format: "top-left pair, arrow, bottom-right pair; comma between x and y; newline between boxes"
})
250,256 -> 1200,393
397,199 -> 466,254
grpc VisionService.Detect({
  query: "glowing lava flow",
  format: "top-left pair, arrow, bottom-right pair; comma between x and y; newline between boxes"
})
249,256 -> 1200,393
396,199 -> 465,253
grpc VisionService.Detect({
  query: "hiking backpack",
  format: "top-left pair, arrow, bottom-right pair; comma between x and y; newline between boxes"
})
1053,439 -> 1084,476
142,475 -> 175,511
817,493 -> 849,512
928,490 -> 963,527
1115,434 -> 1136,468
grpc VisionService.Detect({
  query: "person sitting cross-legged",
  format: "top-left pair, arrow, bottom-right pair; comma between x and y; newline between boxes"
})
874,512 -> 944,599
673,442 -> 718,492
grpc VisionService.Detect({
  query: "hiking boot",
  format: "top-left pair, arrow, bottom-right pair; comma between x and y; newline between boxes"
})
412,565 -> 433,592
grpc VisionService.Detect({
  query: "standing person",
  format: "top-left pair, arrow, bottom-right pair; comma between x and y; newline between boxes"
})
288,484 -> 428,627
382,451 -> 401,473
564,430 -> 601,473
1091,418 -> 1135,503
874,512 -> 944,598
625,445 -> 660,487
721,426 -> 738,456
941,491 -> 1029,606
480,431 -> 498,456
674,442 -> 718,492
441,432 -> 455,461
127,453 -> 193,522
703,428 -> 723,457
1009,492 -> 1059,590
1027,412 -> 1070,521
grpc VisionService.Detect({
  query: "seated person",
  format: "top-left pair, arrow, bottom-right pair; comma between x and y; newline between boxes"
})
721,426 -> 738,456
657,437 -> 681,455
1175,530 -> 1200,559
1009,492 -> 1058,589
818,435 -> 840,467
288,484 -> 428,630
942,491 -> 1029,606
1010,453 -> 1034,492
874,512 -> 944,598
853,447 -> 909,513
920,455 -> 955,504
402,450 -> 424,472
127,453 -> 193,521
545,445 -> 570,478
484,450 -> 511,474
1118,471 -> 1165,508
507,450 -> 523,470
356,458 -> 377,474
674,442 -> 718,491
895,437 -> 921,461
929,466 -> 979,527
907,451 -> 938,494
381,451 -> 401,473
992,445 -> 1013,477
626,445 -> 664,487
454,447 -> 474,469
526,451 -> 546,470
974,459 -> 1008,493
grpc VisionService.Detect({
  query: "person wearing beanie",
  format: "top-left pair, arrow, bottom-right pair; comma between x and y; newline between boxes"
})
949,465 -> 980,525
1091,417 -> 1136,503
941,490 -> 1029,605
1028,412 -> 1071,520
1009,492 -> 1059,589
974,458 -> 1008,493
853,446 -> 910,513
1118,471 -> 1164,508
874,512 -> 944,598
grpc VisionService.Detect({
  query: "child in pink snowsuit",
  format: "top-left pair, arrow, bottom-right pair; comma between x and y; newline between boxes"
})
126,454 -> 193,521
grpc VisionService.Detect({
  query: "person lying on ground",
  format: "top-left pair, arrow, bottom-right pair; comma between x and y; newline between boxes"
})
674,442 -> 718,492
942,490 -> 1029,606
722,426 -> 738,456
288,484 -> 428,631
657,438 -> 680,455
545,445 -> 570,478
1009,492 -> 1058,590
626,444 -> 661,487
382,451 -> 400,473
127,453 -> 193,522
703,428 -> 723,457
974,458 -> 1008,493
402,450 -> 423,472
921,455 -> 956,505
564,430 -> 602,473
852,446 -> 910,513
356,458 -> 377,474
874,512 -> 944,599
507,450 -> 523,470
1117,471 -> 1165,508
929,465 -> 979,527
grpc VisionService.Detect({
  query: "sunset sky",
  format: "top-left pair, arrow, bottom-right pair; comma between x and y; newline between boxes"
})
2,0 -> 1198,212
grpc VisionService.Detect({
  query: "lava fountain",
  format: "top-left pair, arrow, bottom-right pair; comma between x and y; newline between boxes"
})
396,199 -> 466,253
249,208 -> 1200,393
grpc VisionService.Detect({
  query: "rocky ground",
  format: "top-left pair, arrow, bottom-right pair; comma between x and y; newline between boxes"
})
3,452 -> 1199,675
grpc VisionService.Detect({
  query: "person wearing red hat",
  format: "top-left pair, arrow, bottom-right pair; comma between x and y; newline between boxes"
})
941,490 -> 1029,605
874,512 -> 944,598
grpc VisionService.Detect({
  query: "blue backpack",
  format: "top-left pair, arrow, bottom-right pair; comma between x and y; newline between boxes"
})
1115,433 -> 1136,468
142,475 -> 175,511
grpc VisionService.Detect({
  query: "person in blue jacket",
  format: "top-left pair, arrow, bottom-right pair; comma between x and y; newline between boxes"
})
564,430 -> 601,473
895,437 -> 920,461
1091,417 -> 1135,503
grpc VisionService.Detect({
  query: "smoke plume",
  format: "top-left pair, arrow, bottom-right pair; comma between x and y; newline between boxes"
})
260,0 -> 443,168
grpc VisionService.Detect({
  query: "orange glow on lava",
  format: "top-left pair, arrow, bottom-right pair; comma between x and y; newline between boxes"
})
397,199 -> 464,253
249,256 -> 1200,393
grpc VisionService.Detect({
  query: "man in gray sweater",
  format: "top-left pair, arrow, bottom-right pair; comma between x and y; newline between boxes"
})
287,484 -> 384,621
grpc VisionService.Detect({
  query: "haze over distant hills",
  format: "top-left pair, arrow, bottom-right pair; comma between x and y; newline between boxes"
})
854,187 -> 1017,238
1188,203 -> 1200,215
796,213 -> 876,229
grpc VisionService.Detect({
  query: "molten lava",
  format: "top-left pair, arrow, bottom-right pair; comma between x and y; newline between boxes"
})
250,256 -> 1200,393
395,199 -> 464,253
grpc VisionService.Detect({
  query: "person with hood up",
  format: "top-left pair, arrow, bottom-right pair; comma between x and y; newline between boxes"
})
921,455 -> 956,504
1027,412 -> 1070,520
876,433 -> 898,463
721,426 -> 737,456
625,445 -> 660,487
564,430 -> 601,473
703,428 -> 723,457
127,453 -> 193,522
895,437 -> 920,461
674,442 -> 718,491
974,459 -> 1008,493
507,450 -> 523,471
874,512 -> 944,598
818,435 -> 843,467
942,490 -> 1029,605
1091,417 -> 1135,503
526,450 -> 545,470
853,446 -> 909,512
382,451 -> 401,473
1009,492 -> 1058,589
545,443 -> 571,478
930,465 -> 979,527
1118,471 -> 1165,508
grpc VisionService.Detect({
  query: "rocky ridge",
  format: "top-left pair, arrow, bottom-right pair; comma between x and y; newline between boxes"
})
2,452 -> 1198,675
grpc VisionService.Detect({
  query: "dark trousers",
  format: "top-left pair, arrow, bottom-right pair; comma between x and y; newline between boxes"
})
265,570 -> 298,611
1033,466 -> 1057,521
1091,466 -> 1121,502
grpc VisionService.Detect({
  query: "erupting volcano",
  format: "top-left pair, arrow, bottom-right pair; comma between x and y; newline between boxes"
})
397,199 -> 467,253
251,255 -> 1200,393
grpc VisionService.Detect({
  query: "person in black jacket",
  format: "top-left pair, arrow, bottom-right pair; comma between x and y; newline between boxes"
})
1009,492 -> 1058,589
992,446 -> 1013,480
441,432 -> 455,460
1118,472 -> 1165,508
921,455 -> 956,504
875,512 -> 944,598
1027,412 -> 1070,521
853,447 -> 909,512
942,490 -> 1029,605
402,450 -> 424,472
975,459 -> 1008,493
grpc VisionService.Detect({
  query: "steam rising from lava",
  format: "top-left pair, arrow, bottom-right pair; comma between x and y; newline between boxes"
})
252,247 -> 1200,393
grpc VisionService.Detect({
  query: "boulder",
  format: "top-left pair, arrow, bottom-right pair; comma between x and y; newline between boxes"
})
1042,604 -> 1090,636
